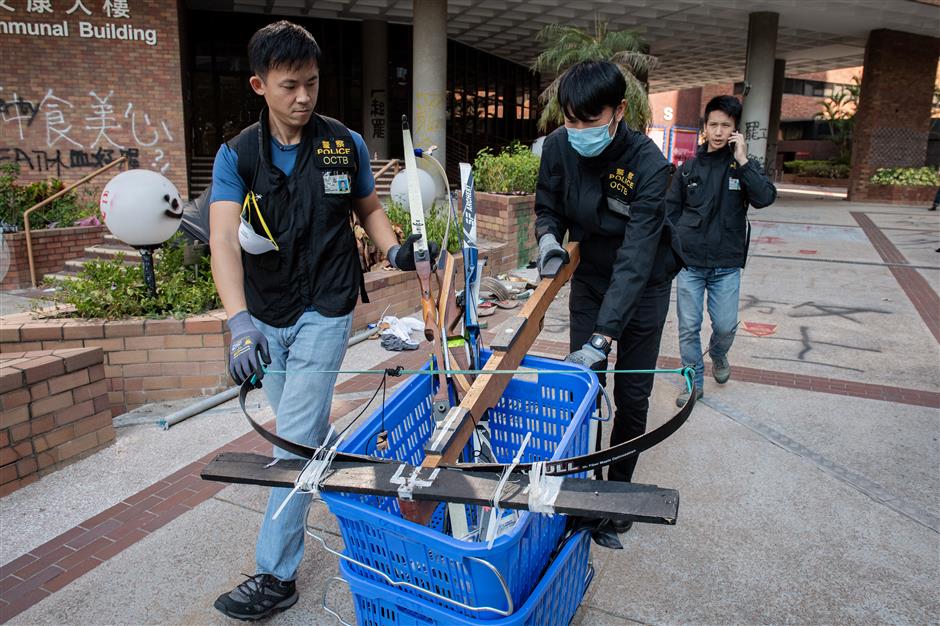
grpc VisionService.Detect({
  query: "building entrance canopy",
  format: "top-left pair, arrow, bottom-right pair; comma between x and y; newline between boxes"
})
187,0 -> 939,92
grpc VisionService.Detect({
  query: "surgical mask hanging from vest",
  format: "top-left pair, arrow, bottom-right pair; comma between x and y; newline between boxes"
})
567,115 -> 616,158
238,191 -> 279,255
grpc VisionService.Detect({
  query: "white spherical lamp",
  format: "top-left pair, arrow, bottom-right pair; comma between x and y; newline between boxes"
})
100,169 -> 182,247
99,169 -> 184,298
390,167 -> 436,212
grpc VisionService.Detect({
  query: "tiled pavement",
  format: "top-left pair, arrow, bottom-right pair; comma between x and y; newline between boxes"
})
1,198 -> 938,624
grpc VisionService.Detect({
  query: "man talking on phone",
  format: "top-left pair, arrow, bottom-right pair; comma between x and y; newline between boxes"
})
667,95 -> 776,406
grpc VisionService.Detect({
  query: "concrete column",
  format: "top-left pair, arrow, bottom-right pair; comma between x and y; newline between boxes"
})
362,20 -> 388,159
765,58 -> 786,174
740,12 -> 779,169
848,29 -> 940,201
412,0 -> 447,177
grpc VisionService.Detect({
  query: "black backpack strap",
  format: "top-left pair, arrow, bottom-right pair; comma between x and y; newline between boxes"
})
227,122 -> 262,194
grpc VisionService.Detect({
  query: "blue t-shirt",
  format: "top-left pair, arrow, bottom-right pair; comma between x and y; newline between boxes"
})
209,128 -> 374,204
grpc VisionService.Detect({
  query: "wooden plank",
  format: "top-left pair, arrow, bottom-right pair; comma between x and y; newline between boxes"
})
201,452 -> 679,524
423,243 -> 580,465
404,243 -> 580,524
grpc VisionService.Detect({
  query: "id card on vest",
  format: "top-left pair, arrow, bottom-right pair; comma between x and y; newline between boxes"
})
314,137 -> 354,195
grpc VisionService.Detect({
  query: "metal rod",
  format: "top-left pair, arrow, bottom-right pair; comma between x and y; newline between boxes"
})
139,248 -> 158,299
23,156 -> 127,288
158,387 -> 240,430
159,307 -> 389,430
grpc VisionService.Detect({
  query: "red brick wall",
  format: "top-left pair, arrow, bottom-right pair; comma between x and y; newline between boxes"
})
1,225 -> 106,290
475,193 -> 537,269
0,313 -> 230,416
352,239 -> 512,332
861,185 -> 938,205
0,2 -> 188,197
649,88 -> 703,128
848,29 -> 940,201
699,84 -> 738,117
0,347 -> 113,496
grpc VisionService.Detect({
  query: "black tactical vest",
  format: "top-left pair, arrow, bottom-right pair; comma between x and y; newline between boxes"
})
228,110 -> 366,327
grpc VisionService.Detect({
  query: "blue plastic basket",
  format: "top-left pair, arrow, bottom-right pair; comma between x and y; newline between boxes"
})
334,530 -> 594,626
320,351 -> 597,620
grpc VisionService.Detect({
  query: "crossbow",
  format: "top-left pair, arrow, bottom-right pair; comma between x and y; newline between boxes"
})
201,117 -> 698,526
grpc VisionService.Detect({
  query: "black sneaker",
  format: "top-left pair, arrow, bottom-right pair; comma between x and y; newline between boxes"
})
214,573 -> 298,621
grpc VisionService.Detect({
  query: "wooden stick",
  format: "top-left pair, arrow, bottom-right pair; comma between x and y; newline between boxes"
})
401,243 -> 580,524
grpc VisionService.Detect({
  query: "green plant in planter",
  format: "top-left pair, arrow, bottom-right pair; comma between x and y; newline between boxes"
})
782,160 -> 850,179
869,167 -> 940,187
45,233 -> 220,319
473,142 -> 540,194
0,163 -> 97,230
384,198 -> 460,253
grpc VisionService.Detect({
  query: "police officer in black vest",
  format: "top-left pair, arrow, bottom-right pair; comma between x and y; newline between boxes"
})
208,21 -> 434,620
535,61 -> 681,528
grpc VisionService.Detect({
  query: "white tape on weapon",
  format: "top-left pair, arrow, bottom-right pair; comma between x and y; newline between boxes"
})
272,426 -> 342,520
525,461 -> 563,515
485,431 -> 531,548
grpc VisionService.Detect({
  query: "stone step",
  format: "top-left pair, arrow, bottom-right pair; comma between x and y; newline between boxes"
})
43,270 -> 82,283
83,244 -> 141,260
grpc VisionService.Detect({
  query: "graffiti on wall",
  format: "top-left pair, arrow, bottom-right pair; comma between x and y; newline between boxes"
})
0,86 -> 173,176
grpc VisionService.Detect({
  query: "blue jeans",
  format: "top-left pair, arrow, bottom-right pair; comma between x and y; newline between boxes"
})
676,267 -> 741,390
251,308 -> 353,582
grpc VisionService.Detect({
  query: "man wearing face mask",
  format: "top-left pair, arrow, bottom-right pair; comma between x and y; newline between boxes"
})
535,61 -> 682,525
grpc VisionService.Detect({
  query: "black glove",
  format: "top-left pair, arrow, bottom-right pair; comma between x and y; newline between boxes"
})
227,310 -> 270,387
388,233 -> 441,271
537,234 -> 569,278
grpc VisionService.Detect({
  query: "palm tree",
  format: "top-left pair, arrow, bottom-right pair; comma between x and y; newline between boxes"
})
815,76 -> 860,165
531,19 -> 657,133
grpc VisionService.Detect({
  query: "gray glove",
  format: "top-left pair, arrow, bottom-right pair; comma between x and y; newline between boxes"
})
227,310 -> 270,387
565,343 -> 607,369
537,233 -> 569,278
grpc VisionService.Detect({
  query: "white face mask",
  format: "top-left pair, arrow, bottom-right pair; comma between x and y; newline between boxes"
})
238,217 -> 278,255
239,192 -> 279,255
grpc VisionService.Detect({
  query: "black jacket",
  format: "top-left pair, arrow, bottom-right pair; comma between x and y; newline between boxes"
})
230,111 -> 364,327
535,122 -> 681,338
666,144 -> 776,268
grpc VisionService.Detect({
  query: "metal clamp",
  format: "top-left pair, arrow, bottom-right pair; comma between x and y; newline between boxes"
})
321,575 -> 354,626
305,497 -> 514,617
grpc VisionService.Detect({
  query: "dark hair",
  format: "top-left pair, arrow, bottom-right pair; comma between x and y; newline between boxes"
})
248,21 -> 321,79
703,95 -> 742,129
557,60 -> 626,122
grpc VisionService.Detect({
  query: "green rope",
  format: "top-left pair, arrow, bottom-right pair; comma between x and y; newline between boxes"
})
260,364 -> 695,389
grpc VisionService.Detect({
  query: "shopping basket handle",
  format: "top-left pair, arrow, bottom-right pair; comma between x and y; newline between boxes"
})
304,497 -> 514,617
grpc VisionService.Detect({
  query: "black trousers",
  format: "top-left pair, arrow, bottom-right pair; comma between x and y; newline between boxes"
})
569,274 -> 672,482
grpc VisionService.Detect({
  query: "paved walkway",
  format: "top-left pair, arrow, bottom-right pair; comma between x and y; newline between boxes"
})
1,191 -> 938,625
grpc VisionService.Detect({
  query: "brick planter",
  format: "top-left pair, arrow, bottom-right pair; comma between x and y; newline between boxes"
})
0,312 -> 230,417
779,174 -> 848,188
858,185 -> 938,205
0,347 -> 113,496
353,239 -> 512,332
0,236 -> 516,416
1,225 -> 107,290
475,193 -> 537,269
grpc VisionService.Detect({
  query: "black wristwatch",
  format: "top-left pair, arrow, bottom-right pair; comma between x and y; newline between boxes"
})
589,333 -> 611,355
